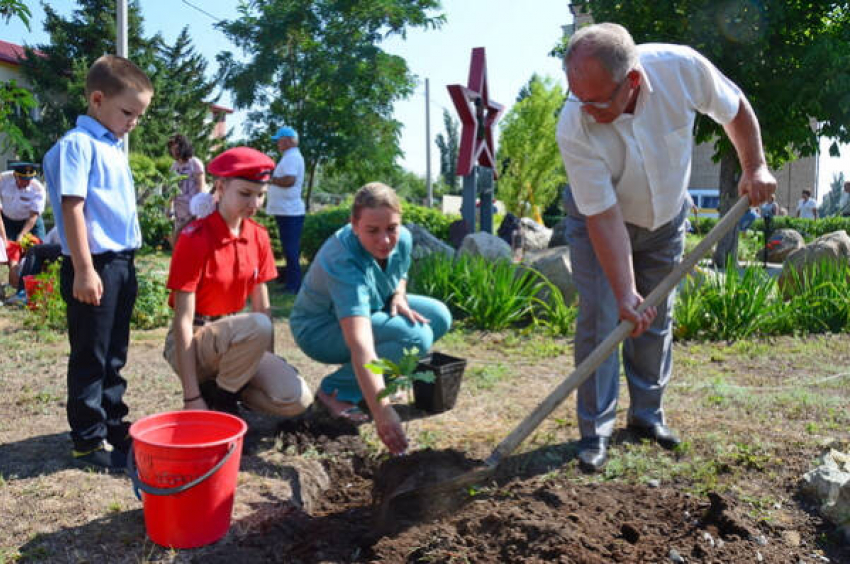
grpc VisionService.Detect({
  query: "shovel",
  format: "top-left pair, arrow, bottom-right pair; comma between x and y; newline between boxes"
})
376,195 -> 751,515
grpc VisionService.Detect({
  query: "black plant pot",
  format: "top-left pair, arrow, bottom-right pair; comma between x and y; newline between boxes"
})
413,352 -> 467,413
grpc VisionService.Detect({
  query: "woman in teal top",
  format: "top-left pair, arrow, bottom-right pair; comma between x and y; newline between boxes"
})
291,182 -> 451,454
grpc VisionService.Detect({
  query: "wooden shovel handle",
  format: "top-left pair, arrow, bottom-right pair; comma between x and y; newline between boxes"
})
485,196 -> 751,467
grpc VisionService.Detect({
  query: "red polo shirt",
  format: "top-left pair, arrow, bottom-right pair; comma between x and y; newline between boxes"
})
167,211 -> 278,316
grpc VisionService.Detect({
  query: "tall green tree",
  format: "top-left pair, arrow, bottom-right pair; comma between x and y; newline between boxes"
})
15,0 -> 155,159
496,74 -> 566,218
435,109 -> 459,193
136,27 -> 218,159
567,1 -> 850,265
0,0 -> 35,157
215,0 -> 444,210
15,1 -> 216,162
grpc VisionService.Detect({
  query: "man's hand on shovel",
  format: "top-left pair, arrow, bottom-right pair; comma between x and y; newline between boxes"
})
738,164 -> 777,205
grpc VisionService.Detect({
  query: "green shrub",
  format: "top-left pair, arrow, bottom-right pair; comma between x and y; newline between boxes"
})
254,210 -> 282,258
301,205 -> 351,262
25,262 -> 173,332
778,260 -> 850,334
131,270 -> 172,329
674,259 -> 776,341
753,215 -> 850,241
409,253 -> 576,333
402,204 -> 455,242
137,188 -> 178,252
300,200 -> 457,262
673,259 -> 850,341
130,152 -> 182,252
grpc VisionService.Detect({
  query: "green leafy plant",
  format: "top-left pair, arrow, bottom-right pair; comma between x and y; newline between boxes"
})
365,347 -> 435,401
131,270 -> 172,329
25,262 -> 172,332
409,253 -> 576,333
131,153 -> 183,252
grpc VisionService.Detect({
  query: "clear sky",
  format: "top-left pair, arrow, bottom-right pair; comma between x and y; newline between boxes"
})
2,0 -> 847,198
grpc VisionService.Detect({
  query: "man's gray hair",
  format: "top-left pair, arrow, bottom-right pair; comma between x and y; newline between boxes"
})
565,23 -> 638,82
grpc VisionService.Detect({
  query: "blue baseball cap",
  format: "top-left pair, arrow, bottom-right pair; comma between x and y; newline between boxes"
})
271,126 -> 297,140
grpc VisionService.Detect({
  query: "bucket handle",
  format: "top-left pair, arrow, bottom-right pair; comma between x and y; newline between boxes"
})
126,442 -> 237,500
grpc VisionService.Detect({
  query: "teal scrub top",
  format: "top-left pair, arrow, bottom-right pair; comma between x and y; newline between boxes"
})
290,223 -> 411,336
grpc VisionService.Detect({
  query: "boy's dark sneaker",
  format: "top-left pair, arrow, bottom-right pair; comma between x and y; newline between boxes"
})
72,441 -> 127,473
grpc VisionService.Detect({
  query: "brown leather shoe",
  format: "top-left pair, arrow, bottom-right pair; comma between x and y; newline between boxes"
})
627,423 -> 681,450
577,436 -> 610,473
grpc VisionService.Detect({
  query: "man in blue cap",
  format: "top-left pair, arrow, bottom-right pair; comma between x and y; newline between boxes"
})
268,126 -> 306,294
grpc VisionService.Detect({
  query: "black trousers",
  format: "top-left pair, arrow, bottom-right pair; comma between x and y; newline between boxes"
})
2,212 -> 46,240
60,252 -> 137,451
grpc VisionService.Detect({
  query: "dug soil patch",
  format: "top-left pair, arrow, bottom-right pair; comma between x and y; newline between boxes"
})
217,416 -> 844,563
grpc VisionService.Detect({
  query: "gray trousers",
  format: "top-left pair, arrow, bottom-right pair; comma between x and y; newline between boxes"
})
564,188 -> 687,439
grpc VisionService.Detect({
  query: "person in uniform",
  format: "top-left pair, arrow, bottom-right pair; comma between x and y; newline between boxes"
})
0,162 -> 47,290
163,146 -> 313,417
290,182 -> 452,455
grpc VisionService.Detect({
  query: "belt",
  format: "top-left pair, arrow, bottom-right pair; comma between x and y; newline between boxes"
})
193,314 -> 227,327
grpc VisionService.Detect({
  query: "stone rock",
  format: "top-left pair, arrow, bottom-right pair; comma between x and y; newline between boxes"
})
496,213 -> 521,246
548,217 -> 569,248
458,231 -> 512,262
800,449 -> 850,527
778,231 -> 850,295
522,247 -> 576,305
448,219 -> 470,249
406,223 -> 455,261
519,217 -> 553,251
757,228 -> 805,263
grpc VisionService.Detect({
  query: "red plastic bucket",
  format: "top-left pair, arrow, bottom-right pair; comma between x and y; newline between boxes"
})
128,410 -> 247,548
23,275 -> 53,311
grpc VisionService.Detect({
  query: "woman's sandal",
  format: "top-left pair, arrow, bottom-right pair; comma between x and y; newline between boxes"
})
316,389 -> 371,424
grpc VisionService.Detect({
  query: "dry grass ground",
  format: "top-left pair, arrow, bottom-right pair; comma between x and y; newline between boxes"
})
1,283 -> 849,562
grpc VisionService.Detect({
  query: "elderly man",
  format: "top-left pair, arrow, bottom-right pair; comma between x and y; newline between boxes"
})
268,126 -> 306,294
557,23 -> 776,472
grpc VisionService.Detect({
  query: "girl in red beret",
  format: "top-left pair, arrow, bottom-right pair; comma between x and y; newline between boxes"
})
163,146 -> 313,416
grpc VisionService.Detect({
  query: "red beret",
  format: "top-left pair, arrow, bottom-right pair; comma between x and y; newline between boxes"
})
207,147 -> 275,182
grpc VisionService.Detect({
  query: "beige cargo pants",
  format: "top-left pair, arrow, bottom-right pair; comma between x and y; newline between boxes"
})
164,312 -> 312,417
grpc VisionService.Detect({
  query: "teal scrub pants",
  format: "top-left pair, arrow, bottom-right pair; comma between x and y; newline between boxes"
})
296,295 -> 452,404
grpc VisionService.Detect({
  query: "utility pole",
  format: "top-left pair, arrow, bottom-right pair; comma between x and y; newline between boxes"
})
425,78 -> 432,207
117,0 -> 129,154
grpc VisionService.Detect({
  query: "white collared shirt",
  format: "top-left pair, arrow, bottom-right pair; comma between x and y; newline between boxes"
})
0,171 -> 47,221
557,44 -> 742,230
267,147 -> 306,216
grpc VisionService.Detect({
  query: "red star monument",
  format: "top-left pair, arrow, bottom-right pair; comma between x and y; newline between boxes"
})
448,47 -> 504,178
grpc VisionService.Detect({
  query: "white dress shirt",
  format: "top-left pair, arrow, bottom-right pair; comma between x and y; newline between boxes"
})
557,43 -> 742,230
0,171 -> 47,221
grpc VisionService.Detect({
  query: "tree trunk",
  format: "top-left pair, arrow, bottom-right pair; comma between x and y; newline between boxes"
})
304,160 -> 318,213
711,151 -> 741,269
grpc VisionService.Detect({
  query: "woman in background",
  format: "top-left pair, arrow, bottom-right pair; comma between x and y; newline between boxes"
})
168,133 -> 206,246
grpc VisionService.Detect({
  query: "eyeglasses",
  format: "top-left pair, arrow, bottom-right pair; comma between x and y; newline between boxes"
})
566,77 -> 629,110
